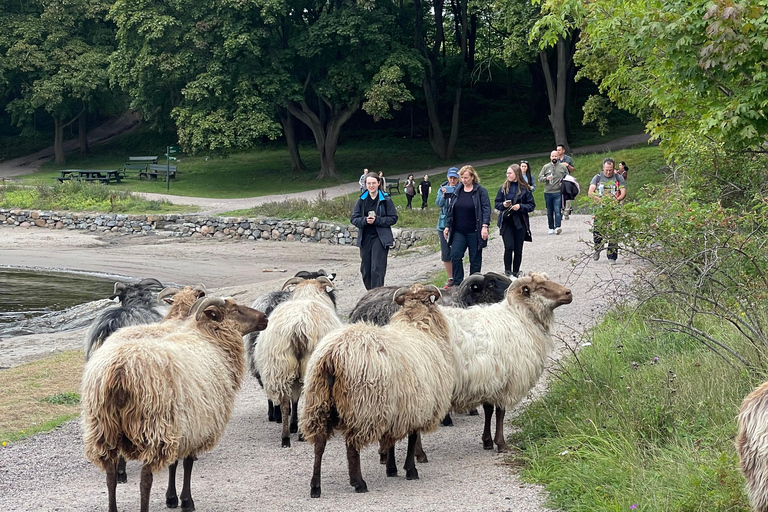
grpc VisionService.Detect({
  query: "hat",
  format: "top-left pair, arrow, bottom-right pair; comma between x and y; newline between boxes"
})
446,167 -> 460,178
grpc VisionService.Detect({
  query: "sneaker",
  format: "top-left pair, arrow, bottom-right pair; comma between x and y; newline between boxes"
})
593,250 -> 601,261
548,229 -> 555,235
511,271 -> 522,278
555,227 -> 562,235
609,259 -> 617,265
504,270 -> 512,277
443,278 -> 454,289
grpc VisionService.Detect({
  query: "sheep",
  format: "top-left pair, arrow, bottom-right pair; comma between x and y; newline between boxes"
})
299,284 -> 454,498
736,381 -> 768,512
254,275 -> 341,447
440,272 -> 572,452
244,270 -> 337,423
81,296 -> 268,512
348,271 -> 511,326
84,278 -> 165,361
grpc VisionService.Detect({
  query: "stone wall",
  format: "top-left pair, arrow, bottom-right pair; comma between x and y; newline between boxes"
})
0,209 -> 435,249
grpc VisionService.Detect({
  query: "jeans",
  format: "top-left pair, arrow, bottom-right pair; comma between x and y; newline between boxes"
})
450,230 -> 482,285
544,192 -> 562,229
406,194 -> 414,209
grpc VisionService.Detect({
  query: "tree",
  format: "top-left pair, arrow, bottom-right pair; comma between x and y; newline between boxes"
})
0,0 -> 115,164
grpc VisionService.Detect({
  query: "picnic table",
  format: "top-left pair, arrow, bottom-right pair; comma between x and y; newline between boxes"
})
58,170 -> 122,184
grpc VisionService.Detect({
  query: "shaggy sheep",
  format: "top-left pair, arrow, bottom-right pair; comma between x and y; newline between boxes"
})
348,271 -> 511,326
299,284 -> 454,498
441,272 -> 572,452
244,270 -> 337,423
84,278 -> 164,361
81,296 -> 268,512
254,276 -> 341,447
736,381 -> 768,512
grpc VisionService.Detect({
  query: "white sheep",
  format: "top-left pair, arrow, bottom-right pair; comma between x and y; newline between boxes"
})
299,284 -> 454,498
254,276 -> 341,447
81,297 -> 268,512
441,272 -> 572,452
736,381 -> 768,512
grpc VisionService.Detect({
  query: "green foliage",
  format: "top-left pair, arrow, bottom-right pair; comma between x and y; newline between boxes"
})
581,95 -> 613,136
41,393 -> 80,405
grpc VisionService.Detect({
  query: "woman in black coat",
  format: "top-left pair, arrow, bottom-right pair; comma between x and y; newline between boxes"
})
495,164 -> 535,277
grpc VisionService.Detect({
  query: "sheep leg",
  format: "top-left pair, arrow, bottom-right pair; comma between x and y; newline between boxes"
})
140,464 -> 153,512
268,399 -> 278,422
441,413 -> 453,426
180,455 -> 195,511
482,402 -> 495,450
290,399 -> 300,434
404,432 -> 420,480
385,446 -> 398,477
106,459 -> 119,512
280,396 -> 291,447
415,432 -> 428,463
310,436 -> 327,498
378,440 -> 387,464
166,460 -> 179,508
494,406 -> 508,452
346,440 -> 368,493
117,456 -> 127,483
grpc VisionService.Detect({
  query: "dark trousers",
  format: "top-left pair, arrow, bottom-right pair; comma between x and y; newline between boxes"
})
360,234 -> 389,290
421,193 -> 429,209
501,223 -> 526,274
450,231 -> 481,285
593,221 -> 618,260
406,194 -> 414,209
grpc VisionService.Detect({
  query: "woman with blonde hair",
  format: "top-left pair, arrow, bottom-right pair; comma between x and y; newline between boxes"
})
443,165 -> 491,285
495,164 -> 535,277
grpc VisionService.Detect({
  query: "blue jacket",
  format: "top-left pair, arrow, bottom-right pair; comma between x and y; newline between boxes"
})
351,189 -> 398,248
435,180 -> 456,231
444,183 -> 492,248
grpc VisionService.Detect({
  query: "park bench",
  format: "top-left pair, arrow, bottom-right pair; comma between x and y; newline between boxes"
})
386,177 -> 401,195
140,164 -> 177,180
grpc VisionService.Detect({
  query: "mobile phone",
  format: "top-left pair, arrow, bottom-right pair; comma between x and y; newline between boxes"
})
368,210 -> 376,217
444,185 -> 455,194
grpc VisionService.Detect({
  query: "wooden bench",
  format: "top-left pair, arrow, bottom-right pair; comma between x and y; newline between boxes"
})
386,177 -> 401,195
123,162 -> 149,176
140,164 -> 178,180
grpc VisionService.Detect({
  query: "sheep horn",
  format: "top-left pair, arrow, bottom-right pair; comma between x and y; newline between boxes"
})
136,278 -> 163,288
484,271 -> 512,284
157,287 -> 182,303
191,297 -> 227,321
460,273 -> 485,289
392,286 -> 411,303
282,277 -> 305,290
111,282 -> 127,299
316,276 -> 333,286
193,283 -> 207,294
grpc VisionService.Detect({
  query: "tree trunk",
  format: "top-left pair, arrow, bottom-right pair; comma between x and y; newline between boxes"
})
539,38 -> 570,152
54,118 -> 65,165
278,109 -> 306,172
78,115 -> 89,158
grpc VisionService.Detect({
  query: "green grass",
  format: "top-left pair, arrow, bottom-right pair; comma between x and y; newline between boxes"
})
512,297 -> 757,511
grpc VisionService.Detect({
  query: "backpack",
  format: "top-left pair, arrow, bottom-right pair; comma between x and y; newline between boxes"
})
561,175 -> 580,201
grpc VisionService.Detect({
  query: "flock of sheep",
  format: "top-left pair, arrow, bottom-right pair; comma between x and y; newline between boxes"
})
79,270 -> 573,511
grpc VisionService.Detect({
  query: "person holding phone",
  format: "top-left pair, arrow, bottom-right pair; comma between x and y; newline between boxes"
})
495,164 -> 535,277
351,172 -> 398,290
435,167 -> 460,287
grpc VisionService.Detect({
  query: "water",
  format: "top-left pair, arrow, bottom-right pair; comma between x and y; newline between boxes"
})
0,268 -> 119,324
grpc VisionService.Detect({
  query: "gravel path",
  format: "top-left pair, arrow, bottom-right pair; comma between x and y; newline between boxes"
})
0,213 -> 634,511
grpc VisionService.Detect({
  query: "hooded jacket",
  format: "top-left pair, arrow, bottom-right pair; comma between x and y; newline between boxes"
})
351,189 -> 398,248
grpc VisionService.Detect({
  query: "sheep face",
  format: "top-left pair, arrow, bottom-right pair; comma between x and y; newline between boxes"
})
393,284 -> 441,306
160,285 -> 207,320
196,298 -> 268,336
507,273 -> 572,310
293,269 -> 337,281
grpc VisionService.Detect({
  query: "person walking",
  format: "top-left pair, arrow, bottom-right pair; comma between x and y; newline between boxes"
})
538,150 -> 568,235
520,160 -> 536,192
436,167 -> 460,288
417,174 -> 432,209
404,174 -> 416,209
588,158 -> 627,264
556,144 -> 575,219
443,165 -> 491,286
495,164 -> 535,277
617,161 -> 629,180
351,172 -> 398,289
377,171 -> 387,192
358,168 -> 369,193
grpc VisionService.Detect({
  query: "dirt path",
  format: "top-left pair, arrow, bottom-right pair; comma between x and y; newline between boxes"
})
0,213 -> 634,511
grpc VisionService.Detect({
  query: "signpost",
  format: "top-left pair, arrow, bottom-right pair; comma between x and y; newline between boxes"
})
165,146 -> 179,191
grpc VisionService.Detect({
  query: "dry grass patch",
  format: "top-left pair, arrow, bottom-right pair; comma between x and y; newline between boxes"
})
0,350 -> 84,444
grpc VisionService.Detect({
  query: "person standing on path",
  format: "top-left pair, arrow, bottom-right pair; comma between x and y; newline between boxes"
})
377,171 -> 387,192
557,144 -> 575,219
404,174 -> 416,209
436,167 -> 460,288
417,174 -> 432,209
588,158 -> 626,264
520,160 -> 536,192
443,165 -> 491,286
538,150 -> 569,235
351,172 -> 398,289
495,164 -> 535,277
358,168 -> 369,192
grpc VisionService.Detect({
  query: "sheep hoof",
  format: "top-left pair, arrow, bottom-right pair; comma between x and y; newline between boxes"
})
386,467 -> 398,477
298,433 -> 305,442
406,469 -> 419,480
416,453 -> 428,464
496,443 -> 508,453
469,408 -> 479,416
166,496 -> 178,508
310,486 -> 322,498
441,414 -> 453,427
483,439 -> 494,450
180,497 -> 195,511
117,472 -> 127,484
353,481 -> 368,493
379,452 -> 387,465
290,424 -> 299,434
282,437 -> 291,448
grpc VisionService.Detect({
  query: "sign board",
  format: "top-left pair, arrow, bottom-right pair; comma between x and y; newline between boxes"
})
167,146 -> 179,155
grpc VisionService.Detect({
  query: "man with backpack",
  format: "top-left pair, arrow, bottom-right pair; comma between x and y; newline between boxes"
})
588,158 -> 627,264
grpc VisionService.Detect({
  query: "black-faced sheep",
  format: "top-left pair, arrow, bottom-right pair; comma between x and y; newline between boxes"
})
254,276 -> 341,447
81,297 -> 268,512
244,270 -> 337,423
736,381 -> 768,512
441,272 -> 572,452
84,278 -> 164,361
299,284 -> 454,498
348,271 -> 511,326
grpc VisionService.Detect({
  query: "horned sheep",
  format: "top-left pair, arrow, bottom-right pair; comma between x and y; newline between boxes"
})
736,381 -> 768,512
254,275 -> 341,447
441,272 -> 572,452
299,284 -> 454,498
81,297 -> 267,512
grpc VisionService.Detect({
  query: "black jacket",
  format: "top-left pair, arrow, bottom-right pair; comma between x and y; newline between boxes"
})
351,189 -> 398,248
494,183 -> 535,235
444,183 -> 491,248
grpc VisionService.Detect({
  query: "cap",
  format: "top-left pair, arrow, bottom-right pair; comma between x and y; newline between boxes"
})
446,167 -> 460,178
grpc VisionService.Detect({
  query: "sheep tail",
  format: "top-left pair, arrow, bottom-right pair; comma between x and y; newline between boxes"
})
299,352 -> 339,444
737,382 -> 768,512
